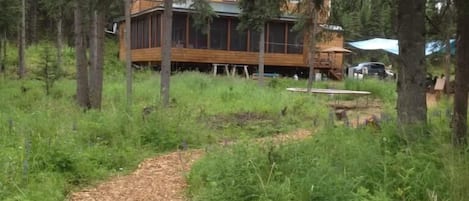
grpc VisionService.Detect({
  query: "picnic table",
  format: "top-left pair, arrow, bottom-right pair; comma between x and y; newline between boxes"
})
286,88 -> 371,95
212,63 -> 250,79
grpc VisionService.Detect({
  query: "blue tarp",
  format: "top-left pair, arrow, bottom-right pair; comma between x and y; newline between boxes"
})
348,38 -> 456,56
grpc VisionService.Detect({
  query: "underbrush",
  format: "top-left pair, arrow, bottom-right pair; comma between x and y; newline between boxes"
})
1,39 -> 124,79
0,79 -> 146,200
188,117 -> 469,201
1,41 -> 406,200
0,70 -> 333,200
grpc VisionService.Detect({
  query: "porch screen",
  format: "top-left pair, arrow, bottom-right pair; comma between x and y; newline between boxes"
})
210,18 -> 228,50
249,30 -> 260,52
141,17 -> 149,49
131,16 -> 150,49
287,23 -> 303,54
268,22 -> 285,53
131,19 -> 137,49
229,19 -> 247,51
189,19 -> 208,49
151,14 -> 161,47
172,13 -> 186,48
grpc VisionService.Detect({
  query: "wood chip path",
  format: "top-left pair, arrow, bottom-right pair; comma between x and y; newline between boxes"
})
69,129 -> 312,201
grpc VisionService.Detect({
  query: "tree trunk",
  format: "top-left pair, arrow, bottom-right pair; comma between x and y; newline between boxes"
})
307,9 -> 317,93
1,32 -> 5,73
258,25 -> 265,87
444,38 -> 451,94
74,1 -> 90,108
125,0 -> 133,109
18,0 -> 26,79
161,0 -> 173,107
396,0 -> 427,126
57,18 -> 63,71
452,0 -> 469,146
28,0 -> 38,44
89,10 -> 97,90
88,10 -> 105,109
0,34 -> 3,73
93,12 -> 105,109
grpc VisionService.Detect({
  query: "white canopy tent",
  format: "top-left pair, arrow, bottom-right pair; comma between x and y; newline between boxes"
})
347,38 -> 455,56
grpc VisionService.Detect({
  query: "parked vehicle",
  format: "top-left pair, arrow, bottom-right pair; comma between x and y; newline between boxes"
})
351,62 -> 387,78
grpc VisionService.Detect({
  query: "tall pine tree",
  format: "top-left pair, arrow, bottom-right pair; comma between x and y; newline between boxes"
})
396,0 -> 427,126
452,0 -> 469,146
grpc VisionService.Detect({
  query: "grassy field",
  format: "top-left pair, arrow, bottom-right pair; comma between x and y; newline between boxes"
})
2,41 -> 467,200
187,85 -> 469,200
1,65 -> 356,200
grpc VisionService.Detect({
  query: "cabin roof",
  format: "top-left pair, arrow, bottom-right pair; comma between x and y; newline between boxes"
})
131,2 -> 297,21
124,1 -> 343,32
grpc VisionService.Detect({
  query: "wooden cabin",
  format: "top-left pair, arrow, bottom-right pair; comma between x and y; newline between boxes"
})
119,0 -> 345,79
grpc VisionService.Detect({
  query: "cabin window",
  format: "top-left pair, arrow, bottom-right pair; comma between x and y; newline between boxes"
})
229,19 -> 247,51
210,18 -> 228,50
189,19 -> 208,49
151,14 -> 161,47
268,22 -> 286,53
249,24 -> 268,52
287,23 -> 303,54
172,13 -> 186,48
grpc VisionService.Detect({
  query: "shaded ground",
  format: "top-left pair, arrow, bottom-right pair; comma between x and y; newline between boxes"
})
328,97 -> 384,127
329,93 -> 439,127
204,112 -> 278,130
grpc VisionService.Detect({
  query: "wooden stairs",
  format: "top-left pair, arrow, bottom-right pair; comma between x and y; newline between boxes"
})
328,68 -> 343,80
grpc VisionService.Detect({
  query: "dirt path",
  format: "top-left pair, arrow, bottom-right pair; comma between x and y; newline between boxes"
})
69,95 -> 439,201
69,129 -> 312,201
69,97 -> 390,201
69,150 -> 204,201
69,96 -> 389,201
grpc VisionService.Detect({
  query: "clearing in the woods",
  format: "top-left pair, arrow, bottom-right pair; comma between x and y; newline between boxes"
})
70,97 -> 385,201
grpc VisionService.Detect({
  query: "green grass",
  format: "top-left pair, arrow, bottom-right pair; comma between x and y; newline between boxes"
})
3,41 -> 466,201
0,64 -> 339,200
186,77 -> 469,201
188,116 -> 469,201
344,78 -> 396,103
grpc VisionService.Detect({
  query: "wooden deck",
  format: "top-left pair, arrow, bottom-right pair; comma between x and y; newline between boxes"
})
126,47 -> 344,79
130,48 -> 309,67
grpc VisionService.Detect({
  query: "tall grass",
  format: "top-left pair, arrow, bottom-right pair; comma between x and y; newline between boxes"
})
187,78 -> 469,201
0,67 -> 337,200
4,40 -> 457,201
188,117 -> 469,201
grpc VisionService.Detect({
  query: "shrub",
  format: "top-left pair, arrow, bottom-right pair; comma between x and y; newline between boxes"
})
33,44 -> 62,95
